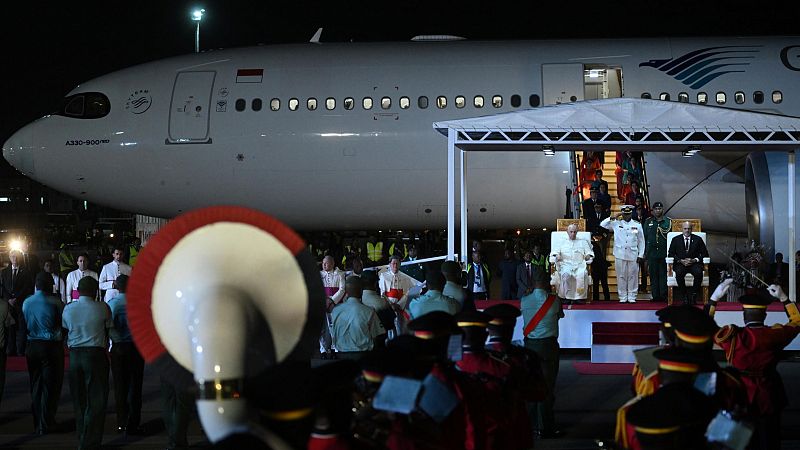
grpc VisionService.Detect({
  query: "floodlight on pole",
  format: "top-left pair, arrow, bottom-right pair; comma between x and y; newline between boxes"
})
191,8 -> 205,53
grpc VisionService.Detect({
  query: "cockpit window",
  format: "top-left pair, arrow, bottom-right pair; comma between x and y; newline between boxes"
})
57,92 -> 110,119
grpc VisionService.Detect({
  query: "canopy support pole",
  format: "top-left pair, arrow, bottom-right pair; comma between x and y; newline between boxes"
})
447,128 -> 456,261
789,150 -> 796,302
460,150 -> 468,265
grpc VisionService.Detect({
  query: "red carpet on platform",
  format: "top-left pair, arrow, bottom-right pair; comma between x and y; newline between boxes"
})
475,299 -> 784,312
573,361 -> 634,375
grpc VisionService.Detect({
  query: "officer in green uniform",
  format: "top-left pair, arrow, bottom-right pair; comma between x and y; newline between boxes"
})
643,202 -> 672,302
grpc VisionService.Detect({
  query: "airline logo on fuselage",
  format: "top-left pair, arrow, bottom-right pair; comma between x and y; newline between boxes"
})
781,45 -> 800,71
125,89 -> 152,114
638,45 -> 762,89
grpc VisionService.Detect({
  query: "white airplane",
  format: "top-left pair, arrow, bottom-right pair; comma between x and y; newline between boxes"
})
3,36 -> 800,250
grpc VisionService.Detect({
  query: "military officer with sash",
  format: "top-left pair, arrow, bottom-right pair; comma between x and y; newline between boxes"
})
643,202 -> 672,302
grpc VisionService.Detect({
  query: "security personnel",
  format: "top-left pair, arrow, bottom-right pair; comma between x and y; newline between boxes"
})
127,238 -> 141,267
466,251 -> 492,307
364,236 -> 386,267
22,273 -> 65,435
711,281 -> 800,450
643,202 -> 672,302
441,261 -> 466,308
62,277 -> 112,450
601,205 -> 645,303
58,243 -> 76,277
407,272 -> 460,319
330,276 -> 386,358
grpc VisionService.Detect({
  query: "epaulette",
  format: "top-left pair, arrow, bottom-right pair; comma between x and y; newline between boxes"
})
770,323 -> 787,330
714,324 -> 736,344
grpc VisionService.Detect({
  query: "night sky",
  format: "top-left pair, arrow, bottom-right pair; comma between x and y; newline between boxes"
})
1,0 -> 798,171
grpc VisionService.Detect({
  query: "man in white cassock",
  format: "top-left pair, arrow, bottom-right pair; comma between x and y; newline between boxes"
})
550,224 -> 593,302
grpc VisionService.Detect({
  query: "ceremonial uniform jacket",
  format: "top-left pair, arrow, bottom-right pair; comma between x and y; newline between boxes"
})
320,268 -> 346,304
65,269 -> 99,302
643,216 -> 672,259
455,350 -> 513,449
714,310 -> 800,415
601,217 -> 645,262
99,260 -> 132,302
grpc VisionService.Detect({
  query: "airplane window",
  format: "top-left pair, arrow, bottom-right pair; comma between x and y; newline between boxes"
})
659,92 -> 670,101
270,98 -> 280,111
474,96 -> 484,108
344,97 -> 354,110
399,96 -> 410,109
326,98 -> 336,110
641,92 -> 652,99
678,93 -> 689,103
734,91 -> 745,104
252,98 -> 262,111
697,92 -> 708,104
363,97 -> 373,110
529,94 -> 540,107
307,98 -> 318,110
753,91 -> 764,104
418,96 -> 429,109
381,97 -> 391,109
436,96 -> 447,109
289,98 -> 299,111
510,95 -> 521,107
492,95 -> 503,108
455,96 -> 466,108
235,99 -> 246,112
772,91 -> 783,104
716,92 -> 727,104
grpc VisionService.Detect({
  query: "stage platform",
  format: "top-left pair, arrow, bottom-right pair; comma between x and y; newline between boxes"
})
475,300 -> 800,351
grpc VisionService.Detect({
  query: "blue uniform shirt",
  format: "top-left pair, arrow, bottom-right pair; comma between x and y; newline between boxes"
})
107,293 -> 133,343
22,291 -> 63,341
521,288 -> 561,339
408,290 -> 460,319
62,296 -> 112,348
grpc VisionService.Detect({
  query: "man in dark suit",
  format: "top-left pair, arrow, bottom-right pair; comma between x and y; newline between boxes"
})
582,187 -> 602,219
667,221 -> 709,304
516,251 -> 535,298
1,250 -> 35,355
465,251 -> 491,308
587,203 -> 610,260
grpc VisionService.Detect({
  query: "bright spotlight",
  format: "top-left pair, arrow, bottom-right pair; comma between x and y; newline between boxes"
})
9,239 -> 24,253
191,8 -> 205,21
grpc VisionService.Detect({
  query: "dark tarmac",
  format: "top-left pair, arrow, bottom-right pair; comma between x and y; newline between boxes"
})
0,352 -> 798,449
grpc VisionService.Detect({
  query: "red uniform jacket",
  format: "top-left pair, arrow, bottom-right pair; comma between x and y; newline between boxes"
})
715,322 -> 800,415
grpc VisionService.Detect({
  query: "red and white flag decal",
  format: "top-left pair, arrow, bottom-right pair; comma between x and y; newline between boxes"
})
236,68 -> 263,83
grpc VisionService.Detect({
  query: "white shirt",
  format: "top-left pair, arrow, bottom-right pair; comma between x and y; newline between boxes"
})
320,268 -> 346,304
99,260 -> 132,302
601,217 -> 645,261
378,269 -> 421,310
66,269 -> 99,303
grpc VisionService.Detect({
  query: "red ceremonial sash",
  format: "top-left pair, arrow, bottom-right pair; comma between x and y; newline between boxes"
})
523,295 -> 557,336
387,288 -> 404,300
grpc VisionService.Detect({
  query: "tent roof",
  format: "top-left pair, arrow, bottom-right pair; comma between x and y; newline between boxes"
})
432,98 -> 800,151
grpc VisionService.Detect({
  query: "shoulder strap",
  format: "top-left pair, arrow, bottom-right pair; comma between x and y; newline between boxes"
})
523,295 -> 556,336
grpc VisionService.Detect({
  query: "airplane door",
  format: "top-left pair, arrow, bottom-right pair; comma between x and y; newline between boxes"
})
168,71 -> 216,144
542,64 -> 584,105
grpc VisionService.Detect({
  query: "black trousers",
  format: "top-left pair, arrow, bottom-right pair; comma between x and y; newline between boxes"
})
161,376 -> 193,450
7,305 -> 28,356
674,263 -> 703,301
524,337 -> 560,435
0,347 -> 6,408
592,272 -> 610,301
26,340 -> 64,433
69,347 -> 109,450
110,342 -> 144,430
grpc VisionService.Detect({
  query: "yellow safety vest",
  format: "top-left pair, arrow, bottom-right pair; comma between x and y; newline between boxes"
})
366,242 -> 384,262
389,242 -> 408,259
129,245 -> 139,267
59,249 -> 75,273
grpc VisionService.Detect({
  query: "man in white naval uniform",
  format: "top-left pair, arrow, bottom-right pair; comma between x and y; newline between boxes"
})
550,224 -> 594,303
65,254 -> 99,303
378,255 -> 422,310
601,205 -> 645,303
99,247 -> 132,302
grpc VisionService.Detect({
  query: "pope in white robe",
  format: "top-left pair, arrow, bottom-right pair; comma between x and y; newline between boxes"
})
550,225 -> 594,300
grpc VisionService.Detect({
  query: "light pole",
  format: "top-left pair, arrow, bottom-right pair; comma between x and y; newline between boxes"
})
192,8 -> 205,53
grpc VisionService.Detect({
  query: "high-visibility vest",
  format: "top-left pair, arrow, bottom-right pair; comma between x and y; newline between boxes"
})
129,245 -> 139,267
59,249 -> 75,273
366,242 -> 384,262
389,242 -> 407,259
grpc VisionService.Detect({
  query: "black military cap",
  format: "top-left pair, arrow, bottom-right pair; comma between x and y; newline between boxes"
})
483,303 -> 522,328
738,290 -> 774,309
589,186 -> 599,192
248,361 -> 318,422
652,201 -> 664,208
454,310 -> 491,329
406,311 -> 460,339
627,383 -> 716,447
652,347 -> 704,374
655,305 -> 682,327
669,305 -> 719,344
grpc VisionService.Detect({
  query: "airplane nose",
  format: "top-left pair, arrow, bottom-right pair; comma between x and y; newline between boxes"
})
2,126 -> 35,175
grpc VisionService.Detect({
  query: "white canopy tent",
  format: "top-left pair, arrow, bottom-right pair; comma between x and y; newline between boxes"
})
433,98 -> 800,301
